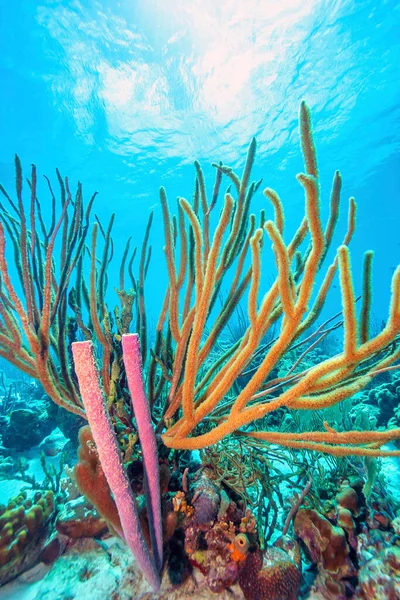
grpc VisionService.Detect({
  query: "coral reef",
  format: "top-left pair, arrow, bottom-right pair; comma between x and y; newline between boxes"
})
0,102 -> 399,599
0,490 -> 55,585
170,464 -> 302,598
294,475 -> 400,599
2,407 -> 53,451
238,546 -> 301,600
354,546 -> 400,599
55,496 -> 108,539
294,507 -> 356,598
21,537 -> 246,600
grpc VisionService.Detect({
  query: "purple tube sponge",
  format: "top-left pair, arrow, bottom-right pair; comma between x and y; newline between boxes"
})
122,333 -> 163,571
72,340 -> 161,591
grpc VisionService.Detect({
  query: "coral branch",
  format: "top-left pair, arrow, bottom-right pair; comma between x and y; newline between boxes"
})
160,102 -> 400,455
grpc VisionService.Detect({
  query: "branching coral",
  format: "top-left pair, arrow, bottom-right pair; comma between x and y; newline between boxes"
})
0,100 -> 399,596
0,105 -> 399,553
156,102 -> 400,456
0,159 -> 151,420
0,160 -> 94,416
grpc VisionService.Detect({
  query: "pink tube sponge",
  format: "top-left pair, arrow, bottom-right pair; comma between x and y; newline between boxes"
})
72,340 -> 160,591
122,333 -> 163,572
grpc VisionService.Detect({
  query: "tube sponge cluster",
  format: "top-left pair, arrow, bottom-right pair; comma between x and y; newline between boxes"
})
72,335 -> 162,591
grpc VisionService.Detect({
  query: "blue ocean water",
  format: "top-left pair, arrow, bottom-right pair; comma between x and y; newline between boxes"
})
0,4 -> 400,597
0,0 -> 399,324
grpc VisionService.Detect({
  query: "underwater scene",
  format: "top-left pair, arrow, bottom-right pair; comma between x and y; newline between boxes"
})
0,1 -> 400,599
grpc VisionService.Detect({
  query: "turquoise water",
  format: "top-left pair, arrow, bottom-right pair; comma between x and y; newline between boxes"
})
1,3 -> 400,597
1,0 -> 399,322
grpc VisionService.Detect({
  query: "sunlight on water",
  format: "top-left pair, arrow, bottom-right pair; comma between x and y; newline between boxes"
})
0,3 -> 399,597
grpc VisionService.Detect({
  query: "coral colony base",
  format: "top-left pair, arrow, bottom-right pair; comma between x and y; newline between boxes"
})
0,103 -> 400,599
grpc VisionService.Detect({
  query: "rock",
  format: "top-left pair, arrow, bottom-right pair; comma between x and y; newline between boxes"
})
354,546 -> 400,599
0,415 -> 8,436
0,456 -> 14,475
39,430 -> 68,457
47,401 -> 86,443
190,472 -> 220,527
56,496 -> 108,539
2,408 -> 53,451
29,537 -> 245,599
40,532 -> 68,564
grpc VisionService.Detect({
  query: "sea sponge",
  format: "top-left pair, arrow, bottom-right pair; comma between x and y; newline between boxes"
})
294,508 -> 355,578
337,508 -> 357,550
238,546 -> 301,600
55,496 -> 108,538
294,507 -> 358,599
336,486 -> 361,517
227,533 -> 249,563
74,425 -> 122,536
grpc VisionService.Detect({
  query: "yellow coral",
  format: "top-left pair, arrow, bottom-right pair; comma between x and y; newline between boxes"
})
172,491 -> 194,517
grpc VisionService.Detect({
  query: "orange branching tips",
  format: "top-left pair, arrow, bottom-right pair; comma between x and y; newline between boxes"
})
160,102 -> 400,456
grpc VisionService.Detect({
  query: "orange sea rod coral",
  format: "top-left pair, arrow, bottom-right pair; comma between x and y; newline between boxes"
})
1,102 -> 400,462
160,102 -> 400,455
